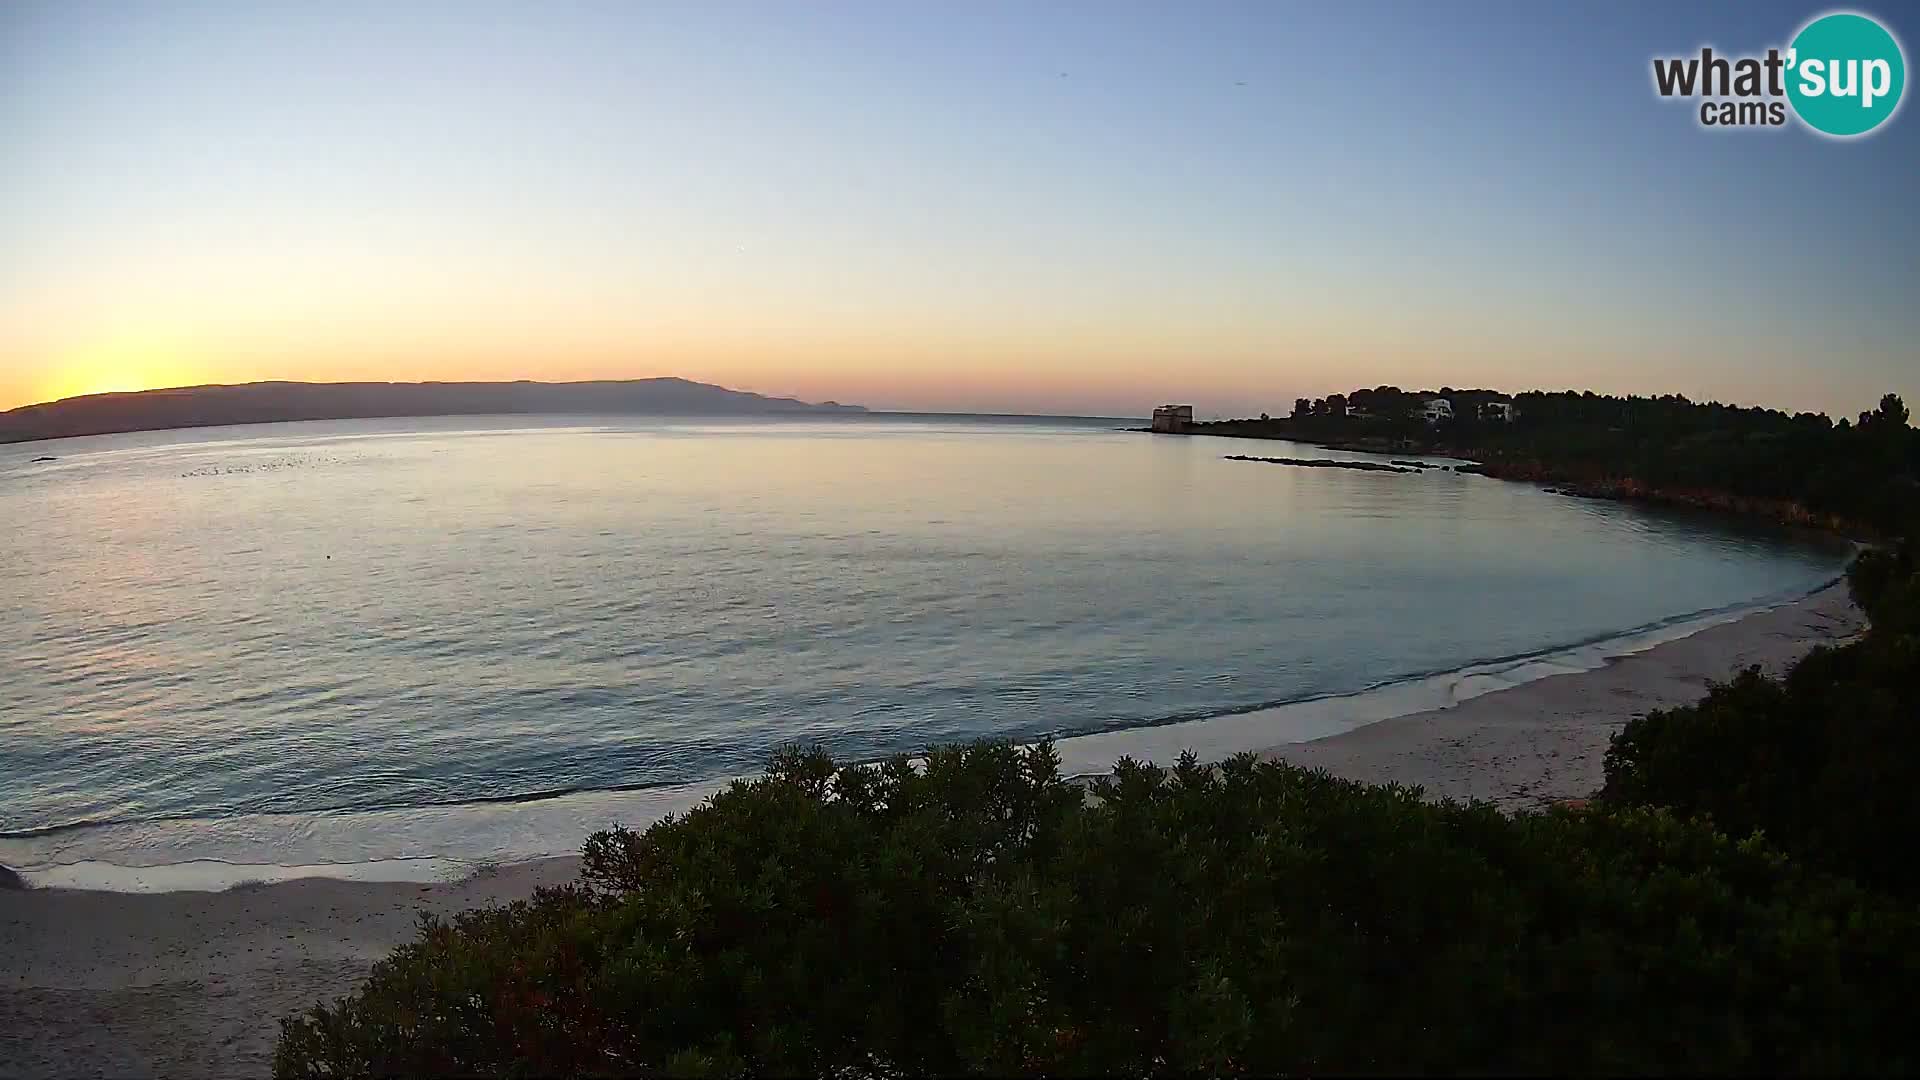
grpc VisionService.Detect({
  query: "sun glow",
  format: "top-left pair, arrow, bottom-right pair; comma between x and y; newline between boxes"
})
36,339 -> 211,406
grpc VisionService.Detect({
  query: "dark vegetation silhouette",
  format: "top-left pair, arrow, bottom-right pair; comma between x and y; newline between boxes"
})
1210,389 -> 1919,536
1602,539 -> 1920,896
276,561 -> 1920,1075
275,742 -> 1920,1076
274,392 -> 1920,1076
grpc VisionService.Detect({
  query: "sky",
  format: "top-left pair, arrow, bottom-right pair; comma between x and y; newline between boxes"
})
2,0 -> 1915,419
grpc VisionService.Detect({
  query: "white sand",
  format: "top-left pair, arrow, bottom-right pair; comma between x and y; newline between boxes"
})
0,583 -> 1865,1078
1,858 -> 578,1078
1262,581 -> 1865,808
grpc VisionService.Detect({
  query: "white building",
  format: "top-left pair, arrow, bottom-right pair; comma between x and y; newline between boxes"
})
1151,404 -> 1194,433
1480,401 -> 1516,423
1416,397 -> 1453,423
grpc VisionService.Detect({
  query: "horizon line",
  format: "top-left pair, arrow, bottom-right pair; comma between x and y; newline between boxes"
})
4,375 -> 1878,423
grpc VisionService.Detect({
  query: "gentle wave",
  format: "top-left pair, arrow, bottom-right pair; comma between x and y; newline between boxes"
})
1037,578 -> 1837,744
1050,576 -> 1842,776
3,577 -> 1838,893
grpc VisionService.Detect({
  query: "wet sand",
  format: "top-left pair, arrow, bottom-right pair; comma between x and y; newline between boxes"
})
1263,581 -> 1864,808
0,583 -> 1865,1077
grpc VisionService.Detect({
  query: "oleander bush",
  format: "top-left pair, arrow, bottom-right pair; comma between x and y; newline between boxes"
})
276,742 -> 1920,1077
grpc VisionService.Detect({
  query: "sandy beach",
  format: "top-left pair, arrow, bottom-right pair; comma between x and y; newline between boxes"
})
0,582 -> 1866,1078
1,858 -> 582,1078
1263,580 -> 1864,809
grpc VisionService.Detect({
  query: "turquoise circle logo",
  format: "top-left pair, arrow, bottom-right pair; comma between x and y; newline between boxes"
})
1786,12 -> 1906,136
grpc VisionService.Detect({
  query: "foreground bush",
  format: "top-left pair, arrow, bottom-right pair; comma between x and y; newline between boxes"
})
1602,543 -> 1920,896
277,743 -> 1919,1076
1849,539 -> 1920,637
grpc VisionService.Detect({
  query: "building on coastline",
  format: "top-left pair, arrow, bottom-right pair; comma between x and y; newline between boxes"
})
1151,404 -> 1194,433
1415,397 -> 1454,424
1480,400 -> 1516,423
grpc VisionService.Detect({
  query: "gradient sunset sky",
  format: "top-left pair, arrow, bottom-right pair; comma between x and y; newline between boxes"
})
3,1 -> 1915,418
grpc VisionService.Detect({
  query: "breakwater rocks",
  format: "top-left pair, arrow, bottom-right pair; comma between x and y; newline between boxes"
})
1224,455 -> 1417,474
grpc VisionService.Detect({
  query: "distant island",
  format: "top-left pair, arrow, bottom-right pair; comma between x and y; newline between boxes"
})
0,378 -> 867,444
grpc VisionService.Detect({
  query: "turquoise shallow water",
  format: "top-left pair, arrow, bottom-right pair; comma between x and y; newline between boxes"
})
0,414 -> 1847,871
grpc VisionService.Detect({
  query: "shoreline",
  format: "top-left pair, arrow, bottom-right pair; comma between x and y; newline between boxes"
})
0,580 -> 1868,1077
3,576 -> 1849,893
1049,576 -> 1852,781
1172,424 -> 1876,540
1261,579 -> 1864,808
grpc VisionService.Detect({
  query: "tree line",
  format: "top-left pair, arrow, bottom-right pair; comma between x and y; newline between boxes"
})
1212,389 -> 1918,536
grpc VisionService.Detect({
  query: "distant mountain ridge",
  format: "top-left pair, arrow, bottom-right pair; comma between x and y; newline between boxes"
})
0,378 -> 867,444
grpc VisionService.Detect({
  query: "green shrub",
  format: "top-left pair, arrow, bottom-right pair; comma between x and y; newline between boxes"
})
1603,544 -> 1920,895
1850,540 -> 1920,636
277,743 -> 1919,1077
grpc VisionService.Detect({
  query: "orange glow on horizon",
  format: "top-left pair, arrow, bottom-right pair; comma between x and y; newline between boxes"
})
0,315 -> 1893,422
28,336 -> 216,407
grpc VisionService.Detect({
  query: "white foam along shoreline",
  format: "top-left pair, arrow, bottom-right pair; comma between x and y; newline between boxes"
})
2,578 -> 1847,893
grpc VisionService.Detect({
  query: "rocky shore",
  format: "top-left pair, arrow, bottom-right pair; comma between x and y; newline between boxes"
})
1223,454 -> 1424,474
1178,421 -> 1877,537
1456,461 -> 1863,532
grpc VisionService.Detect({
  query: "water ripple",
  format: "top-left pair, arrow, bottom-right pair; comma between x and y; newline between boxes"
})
0,416 -> 1850,840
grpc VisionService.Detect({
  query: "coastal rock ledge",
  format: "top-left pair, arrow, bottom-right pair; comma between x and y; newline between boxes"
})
1224,454 -> 1416,474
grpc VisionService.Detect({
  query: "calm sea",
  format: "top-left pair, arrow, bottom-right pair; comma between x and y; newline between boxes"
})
0,415 -> 1848,887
